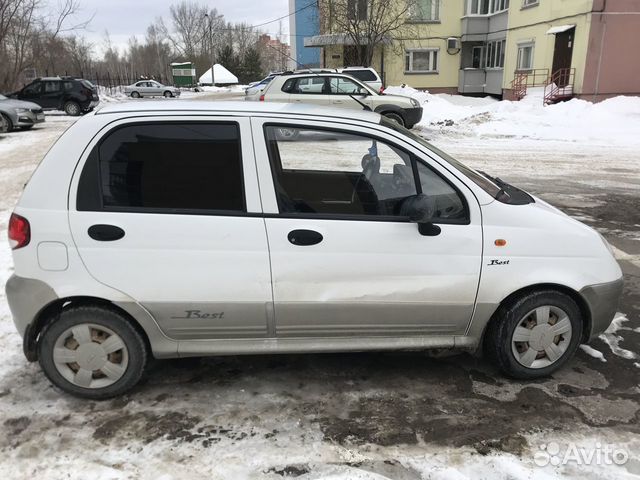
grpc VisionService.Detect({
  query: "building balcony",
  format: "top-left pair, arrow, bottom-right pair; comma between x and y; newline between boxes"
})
461,11 -> 508,41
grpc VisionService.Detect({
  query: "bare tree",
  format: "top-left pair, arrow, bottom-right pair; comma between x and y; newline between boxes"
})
317,0 -> 420,67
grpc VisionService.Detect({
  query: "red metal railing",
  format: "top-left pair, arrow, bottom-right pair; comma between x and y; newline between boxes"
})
509,69 -> 550,101
543,68 -> 576,105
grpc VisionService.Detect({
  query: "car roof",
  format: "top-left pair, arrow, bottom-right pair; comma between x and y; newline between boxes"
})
95,100 -> 382,124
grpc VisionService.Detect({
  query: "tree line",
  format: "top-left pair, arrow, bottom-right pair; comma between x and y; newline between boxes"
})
0,0 -> 288,92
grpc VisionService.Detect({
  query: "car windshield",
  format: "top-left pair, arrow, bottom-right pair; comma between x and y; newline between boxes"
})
380,117 -> 502,198
0,94 -> 6,100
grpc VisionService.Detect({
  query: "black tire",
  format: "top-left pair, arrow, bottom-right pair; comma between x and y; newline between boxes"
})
383,112 -> 405,127
484,290 -> 583,379
38,305 -> 148,399
131,91 -> 141,98
64,101 -> 81,116
1,113 -> 14,132
163,91 -> 173,98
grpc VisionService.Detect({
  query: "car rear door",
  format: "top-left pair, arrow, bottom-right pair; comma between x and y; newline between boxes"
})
251,118 -> 482,338
68,117 -> 273,340
289,77 -> 331,106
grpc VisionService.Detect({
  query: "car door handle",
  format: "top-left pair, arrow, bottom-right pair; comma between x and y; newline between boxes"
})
88,224 -> 125,241
288,229 -> 323,246
333,100 -> 343,104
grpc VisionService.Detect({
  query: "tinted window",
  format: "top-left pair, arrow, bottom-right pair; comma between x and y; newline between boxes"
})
344,70 -> 377,82
22,82 -> 41,95
265,126 -> 417,217
78,123 -> 244,213
63,81 -> 74,91
44,81 -> 61,93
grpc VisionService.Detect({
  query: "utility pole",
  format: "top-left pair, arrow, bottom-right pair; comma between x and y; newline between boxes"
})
204,13 -> 215,85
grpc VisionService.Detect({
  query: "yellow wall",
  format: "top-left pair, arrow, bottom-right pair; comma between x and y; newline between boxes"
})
503,0 -> 593,92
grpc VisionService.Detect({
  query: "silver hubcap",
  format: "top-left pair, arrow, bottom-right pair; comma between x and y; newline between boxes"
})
511,305 -> 572,369
53,323 -> 129,389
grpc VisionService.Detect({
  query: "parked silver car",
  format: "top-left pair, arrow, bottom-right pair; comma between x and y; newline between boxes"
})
124,81 -> 181,98
0,94 -> 45,131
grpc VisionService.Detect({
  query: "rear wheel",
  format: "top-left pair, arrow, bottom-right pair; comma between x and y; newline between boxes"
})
38,306 -> 148,399
1,113 -> 14,132
130,91 -> 141,98
64,101 -> 81,116
383,112 -> 405,127
484,290 -> 582,379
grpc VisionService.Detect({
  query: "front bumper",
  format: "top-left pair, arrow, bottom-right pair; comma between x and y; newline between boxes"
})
16,109 -> 45,127
580,277 -> 624,340
403,107 -> 423,128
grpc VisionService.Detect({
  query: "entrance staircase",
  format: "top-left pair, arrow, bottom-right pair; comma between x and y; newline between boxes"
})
509,68 -> 575,105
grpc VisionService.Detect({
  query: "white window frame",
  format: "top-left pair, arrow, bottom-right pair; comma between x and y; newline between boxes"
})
485,39 -> 506,69
516,42 -> 535,70
409,0 -> 440,22
522,0 -> 539,7
471,45 -> 484,68
404,49 -> 439,73
467,0 -> 489,15
490,0 -> 509,13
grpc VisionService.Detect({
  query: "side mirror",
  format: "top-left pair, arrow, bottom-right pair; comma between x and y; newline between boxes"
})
401,194 -> 441,236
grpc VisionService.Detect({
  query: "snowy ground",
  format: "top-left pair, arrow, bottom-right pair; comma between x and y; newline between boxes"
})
0,92 -> 638,479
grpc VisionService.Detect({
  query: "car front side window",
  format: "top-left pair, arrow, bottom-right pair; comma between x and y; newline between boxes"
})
264,125 -> 468,223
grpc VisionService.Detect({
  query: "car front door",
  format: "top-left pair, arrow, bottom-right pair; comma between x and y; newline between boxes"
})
68,118 -> 273,340
148,81 -> 163,96
252,119 -> 482,337
329,76 -> 374,110
19,81 -> 43,106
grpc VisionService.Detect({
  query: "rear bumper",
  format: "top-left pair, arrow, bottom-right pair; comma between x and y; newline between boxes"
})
404,107 -> 423,128
580,277 -> 624,340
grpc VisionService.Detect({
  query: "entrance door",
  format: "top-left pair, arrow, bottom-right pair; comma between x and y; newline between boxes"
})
254,121 -> 483,337
69,119 -> 273,340
552,28 -> 575,87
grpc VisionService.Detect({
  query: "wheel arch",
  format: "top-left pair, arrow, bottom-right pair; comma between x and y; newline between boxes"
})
478,282 -> 592,348
25,296 -> 153,362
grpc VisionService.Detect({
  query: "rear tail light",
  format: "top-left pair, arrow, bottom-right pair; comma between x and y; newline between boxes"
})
8,213 -> 30,250
259,94 -> 265,101
379,87 -> 385,94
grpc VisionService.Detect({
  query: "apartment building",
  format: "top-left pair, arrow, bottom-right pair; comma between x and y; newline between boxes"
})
302,0 -> 640,100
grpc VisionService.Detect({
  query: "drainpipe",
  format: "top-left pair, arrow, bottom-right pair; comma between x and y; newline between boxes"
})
593,17 -> 606,101
380,47 -> 385,86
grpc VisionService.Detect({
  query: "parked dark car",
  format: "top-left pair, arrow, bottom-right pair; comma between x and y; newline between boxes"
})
8,77 -> 99,116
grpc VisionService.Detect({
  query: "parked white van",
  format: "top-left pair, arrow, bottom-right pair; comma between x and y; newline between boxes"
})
6,102 -> 622,399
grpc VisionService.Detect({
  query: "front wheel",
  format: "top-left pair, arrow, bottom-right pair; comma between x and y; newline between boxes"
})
484,290 -> 583,379
64,101 -> 81,116
1,113 -> 14,132
163,91 -> 173,98
38,306 -> 148,399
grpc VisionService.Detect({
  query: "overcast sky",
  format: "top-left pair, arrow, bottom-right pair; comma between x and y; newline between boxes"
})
75,0 -> 290,54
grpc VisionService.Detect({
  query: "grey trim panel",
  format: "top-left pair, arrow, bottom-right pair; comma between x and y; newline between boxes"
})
580,277 -> 624,340
178,334 -> 477,357
5,275 -> 57,337
274,302 -> 472,337
143,301 -> 269,340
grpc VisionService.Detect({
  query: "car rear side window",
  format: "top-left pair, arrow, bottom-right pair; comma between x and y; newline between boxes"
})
344,70 -> 377,82
77,122 -> 245,213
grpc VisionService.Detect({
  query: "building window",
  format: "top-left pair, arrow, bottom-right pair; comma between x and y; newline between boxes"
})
517,43 -> 534,70
405,49 -> 439,73
410,0 -> 440,21
467,0 -> 489,15
491,0 -> 509,12
522,0 -> 538,7
347,0 -> 367,21
486,39 -> 506,68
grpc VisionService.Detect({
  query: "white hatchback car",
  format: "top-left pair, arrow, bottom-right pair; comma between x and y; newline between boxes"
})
6,102 -> 622,399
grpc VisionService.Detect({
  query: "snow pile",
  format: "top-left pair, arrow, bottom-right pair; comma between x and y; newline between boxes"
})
94,85 -> 129,103
198,64 -> 238,85
385,85 -> 640,145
